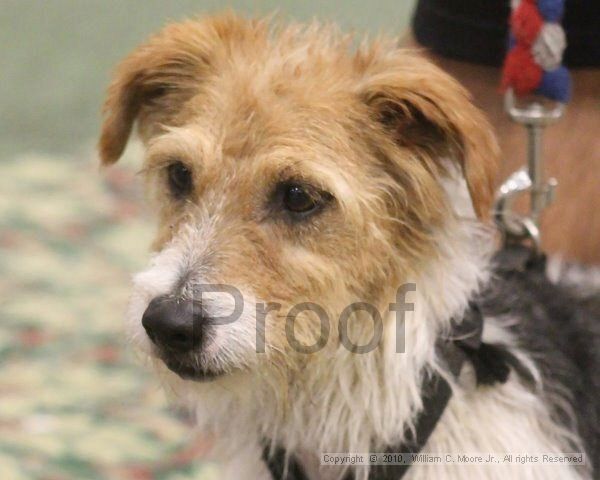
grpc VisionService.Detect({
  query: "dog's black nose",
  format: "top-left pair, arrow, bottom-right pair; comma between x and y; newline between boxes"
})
142,296 -> 203,352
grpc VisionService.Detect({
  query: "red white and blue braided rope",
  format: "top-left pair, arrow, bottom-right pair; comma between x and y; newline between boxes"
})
501,0 -> 571,102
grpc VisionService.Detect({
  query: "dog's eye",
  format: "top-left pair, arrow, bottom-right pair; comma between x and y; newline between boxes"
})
270,181 -> 333,221
167,162 -> 193,199
283,184 -> 317,213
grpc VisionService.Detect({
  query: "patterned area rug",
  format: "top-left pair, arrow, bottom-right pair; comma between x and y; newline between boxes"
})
0,145 -> 218,479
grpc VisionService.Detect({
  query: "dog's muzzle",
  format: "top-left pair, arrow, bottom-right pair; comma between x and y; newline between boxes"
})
142,295 -> 220,381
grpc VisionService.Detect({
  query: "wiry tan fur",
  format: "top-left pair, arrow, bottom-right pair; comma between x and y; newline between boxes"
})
100,12 -> 588,479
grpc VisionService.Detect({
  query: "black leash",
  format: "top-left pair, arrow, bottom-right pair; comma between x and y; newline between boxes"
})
263,247 -> 544,479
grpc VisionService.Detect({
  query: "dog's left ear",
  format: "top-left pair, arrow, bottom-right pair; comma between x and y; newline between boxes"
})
359,52 -> 499,219
98,21 -> 213,165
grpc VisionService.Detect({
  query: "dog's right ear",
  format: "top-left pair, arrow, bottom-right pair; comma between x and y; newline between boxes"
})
357,50 -> 499,220
98,22 -> 212,165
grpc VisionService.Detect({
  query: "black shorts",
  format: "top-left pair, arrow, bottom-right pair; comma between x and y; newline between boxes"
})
412,0 -> 599,68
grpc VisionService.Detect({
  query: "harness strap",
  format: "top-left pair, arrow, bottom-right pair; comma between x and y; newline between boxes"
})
262,302 -> 513,479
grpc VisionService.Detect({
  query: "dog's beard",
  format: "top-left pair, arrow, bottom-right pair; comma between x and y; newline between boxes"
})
149,327 -> 225,381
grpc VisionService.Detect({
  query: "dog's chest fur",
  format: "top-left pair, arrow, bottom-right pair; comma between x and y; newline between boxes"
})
199,251 -> 598,480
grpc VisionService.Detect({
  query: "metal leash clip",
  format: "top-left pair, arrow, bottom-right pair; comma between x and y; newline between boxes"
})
494,90 -> 564,253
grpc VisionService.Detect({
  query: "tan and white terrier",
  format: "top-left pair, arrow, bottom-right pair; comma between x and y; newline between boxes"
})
99,12 -> 598,480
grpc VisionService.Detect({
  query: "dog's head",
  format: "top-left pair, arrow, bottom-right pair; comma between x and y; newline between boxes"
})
100,13 -> 498,384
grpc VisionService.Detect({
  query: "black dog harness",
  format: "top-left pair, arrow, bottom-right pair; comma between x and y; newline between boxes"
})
263,247 -> 539,480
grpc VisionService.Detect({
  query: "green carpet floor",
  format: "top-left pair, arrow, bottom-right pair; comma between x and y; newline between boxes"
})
0,145 -> 218,479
